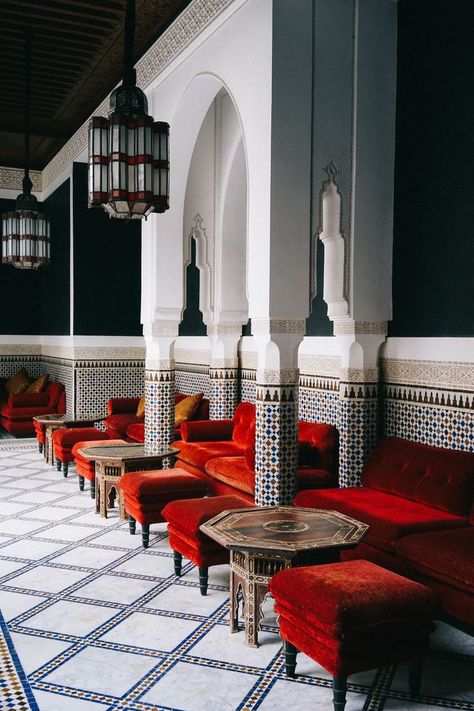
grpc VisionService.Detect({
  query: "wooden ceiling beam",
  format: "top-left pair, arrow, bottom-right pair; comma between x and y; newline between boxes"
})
1,9 -> 115,36
13,0 -> 124,22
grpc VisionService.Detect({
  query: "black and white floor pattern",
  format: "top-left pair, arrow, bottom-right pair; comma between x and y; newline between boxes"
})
0,439 -> 472,711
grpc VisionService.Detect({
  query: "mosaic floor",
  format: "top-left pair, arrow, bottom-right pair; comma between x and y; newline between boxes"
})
0,439 -> 472,711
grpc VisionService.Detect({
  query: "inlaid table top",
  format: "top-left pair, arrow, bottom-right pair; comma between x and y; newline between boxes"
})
201,506 -> 369,554
78,444 -> 178,463
33,414 -> 105,425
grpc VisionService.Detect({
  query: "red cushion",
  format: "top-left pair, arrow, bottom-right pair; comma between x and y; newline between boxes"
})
298,421 -> 339,474
8,393 -> 49,408
107,397 -> 141,415
269,560 -> 438,635
104,413 -> 143,436
0,405 -> 55,420
119,468 -> 207,499
232,402 -> 256,446
53,427 -> 105,448
296,467 -> 336,490
127,423 -> 145,442
168,530 -> 229,568
396,527 -> 474,594
205,456 -> 255,495
45,382 -> 65,409
72,438 -> 127,463
294,488 -> 468,552
175,441 -> 247,472
181,419 -> 234,442
162,494 -> 251,538
33,420 -> 45,443
362,436 -> 474,516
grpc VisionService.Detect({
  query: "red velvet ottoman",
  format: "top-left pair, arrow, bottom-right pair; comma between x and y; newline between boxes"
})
72,438 -> 127,497
269,559 -> 438,711
33,420 -> 46,454
119,468 -> 208,550
162,494 -> 252,595
52,427 -> 107,478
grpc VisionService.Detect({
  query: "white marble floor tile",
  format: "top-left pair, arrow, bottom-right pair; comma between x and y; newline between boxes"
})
0,589 -> 44,621
181,562 -> 230,589
0,501 -> 35,516
63,493 -> 98,509
9,490 -> 65,503
74,573 -> 158,604
9,631 -> 71,674
0,518 -> 46,536
92,529 -> 147,549
140,660 -> 257,711
71,511 -> 120,527
391,657 -> 474,701
33,524 -> 99,542
112,551 -> 174,579
22,505 -> 80,521
0,538 -> 67,560
0,478 -> 47,490
31,471 -> 75,483
0,467 -> 33,477
147,581 -> 228,616
257,678 -> 365,711
0,558 -> 28,576
33,689 -> 110,711
100,610 -> 201,652
189,624 -> 281,668
8,565 -> 91,593
52,545 -> 127,569
43,645 -> 159,697
21,599 -> 120,637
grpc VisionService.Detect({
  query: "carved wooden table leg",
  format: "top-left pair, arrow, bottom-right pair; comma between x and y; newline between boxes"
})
230,564 -> 240,633
95,464 -> 101,514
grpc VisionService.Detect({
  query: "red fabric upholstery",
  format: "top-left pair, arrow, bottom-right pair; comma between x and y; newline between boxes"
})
46,382 -> 65,410
104,412 -> 144,438
294,487 -> 468,553
181,419 -> 234,442
127,423 -> 145,442
72,438 -> 126,481
175,441 -> 247,472
119,468 -> 207,525
205,457 -> 255,495
8,393 -> 48,408
362,436 -> 474,516
269,560 -> 437,677
296,467 -> 337,490
33,419 -> 45,444
298,421 -> 339,474
0,405 -> 56,420
107,397 -> 141,415
231,402 -> 256,446
53,427 -> 107,462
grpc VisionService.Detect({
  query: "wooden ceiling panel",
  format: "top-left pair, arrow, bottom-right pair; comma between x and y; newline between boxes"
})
0,0 -> 190,170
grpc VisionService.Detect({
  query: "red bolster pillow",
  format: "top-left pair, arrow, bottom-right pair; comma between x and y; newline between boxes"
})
8,393 -> 49,408
181,419 -> 234,442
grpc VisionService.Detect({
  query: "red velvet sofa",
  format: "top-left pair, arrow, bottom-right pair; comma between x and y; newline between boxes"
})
0,380 -> 66,436
294,436 -> 474,628
174,402 -> 339,502
104,393 -> 210,442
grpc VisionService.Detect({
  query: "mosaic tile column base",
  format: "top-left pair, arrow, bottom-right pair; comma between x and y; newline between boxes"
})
144,369 -> 175,458
338,383 -> 379,487
209,367 -> 239,419
254,384 -> 299,507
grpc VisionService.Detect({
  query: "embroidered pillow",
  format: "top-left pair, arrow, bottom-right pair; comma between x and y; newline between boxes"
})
175,392 -> 203,426
26,373 -> 49,394
5,368 -> 31,395
136,396 -> 145,418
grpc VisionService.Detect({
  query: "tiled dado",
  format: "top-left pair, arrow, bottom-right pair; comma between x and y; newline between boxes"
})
144,369 -> 175,454
240,369 -> 256,403
74,360 -> 144,419
41,357 -> 74,416
209,368 -> 239,419
175,363 -> 210,398
0,355 -> 42,380
298,373 -> 340,425
338,384 -> 379,487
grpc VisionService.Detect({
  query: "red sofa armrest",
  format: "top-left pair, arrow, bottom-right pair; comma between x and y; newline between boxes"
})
107,397 -> 141,415
181,419 -> 234,442
8,393 -> 49,408
296,467 -> 337,490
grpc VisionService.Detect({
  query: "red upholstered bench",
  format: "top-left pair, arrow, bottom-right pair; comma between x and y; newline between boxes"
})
52,427 -> 108,478
162,494 -> 252,595
72,438 -> 127,497
119,468 -> 208,549
269,559 -> 438,711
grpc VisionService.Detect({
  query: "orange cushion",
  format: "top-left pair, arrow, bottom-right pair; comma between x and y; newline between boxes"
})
205,456 -> 255,495
5,368 -> 31,394
136,396 -> 145,417
176,441 -> 247,471
175,392 -> 203,426
120,468 -> 206,499
26,373 -> 49,394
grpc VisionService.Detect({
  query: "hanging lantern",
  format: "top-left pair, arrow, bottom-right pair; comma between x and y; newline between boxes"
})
1,33 -> 51,269
88,0 -> 169,220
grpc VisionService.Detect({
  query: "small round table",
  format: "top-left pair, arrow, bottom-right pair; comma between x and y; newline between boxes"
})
201,505 -> 369,647
78,444 -> 178,520
33,414 -> 105,466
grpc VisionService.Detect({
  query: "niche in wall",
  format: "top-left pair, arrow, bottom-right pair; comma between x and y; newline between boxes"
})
179,237 -> 207,336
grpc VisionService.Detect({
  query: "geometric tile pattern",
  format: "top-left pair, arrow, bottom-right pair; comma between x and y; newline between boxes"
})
384,401 -> 474,453
254,385 -> 299,506
240,377 -> 257,403
0,609 -> 39,710
298,385 -> 340,425
74,361 -> 145,420
144,369 -> 175,456
0,356 -> 41,380
175,364 -> 210,398
209,368 -> 239,419
338,393 -> 379,487
0,441 -> 472,711
40,358 -> 74,417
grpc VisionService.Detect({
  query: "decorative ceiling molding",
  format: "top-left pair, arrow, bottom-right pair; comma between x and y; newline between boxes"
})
0,167 -> 42,193
40,0 -> 234,192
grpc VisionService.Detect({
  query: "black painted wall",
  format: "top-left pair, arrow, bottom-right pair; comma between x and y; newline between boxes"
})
306,238 -> 333,337
390,0 -> 474,336
73,162 -> 142,336
179,237 -> 207,336
41,179 -> 70,334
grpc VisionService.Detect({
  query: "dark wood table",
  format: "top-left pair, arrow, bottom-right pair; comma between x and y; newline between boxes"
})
201,506 -> 368,647
33,413 -> 105,466
78,443 -> 178,519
